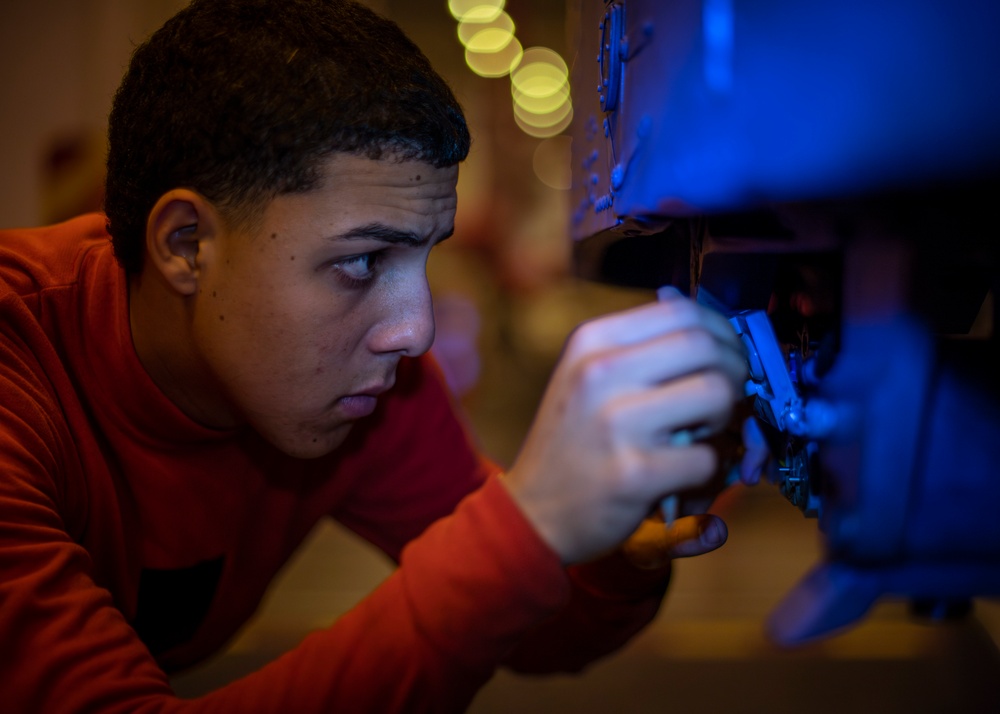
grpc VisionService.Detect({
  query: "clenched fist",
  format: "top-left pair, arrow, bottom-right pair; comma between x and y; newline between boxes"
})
502,290 -> 747,564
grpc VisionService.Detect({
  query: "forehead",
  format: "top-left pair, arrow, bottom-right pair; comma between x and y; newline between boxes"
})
312,153 -> 458,220
241,153 -> 460,252
253,153 -> 459,241
320,152 -> 459,189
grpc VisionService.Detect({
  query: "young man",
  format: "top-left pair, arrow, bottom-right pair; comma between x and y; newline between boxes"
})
0,0 -> 747,711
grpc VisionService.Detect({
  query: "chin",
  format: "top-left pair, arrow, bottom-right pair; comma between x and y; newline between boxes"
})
274,423 -> 354,460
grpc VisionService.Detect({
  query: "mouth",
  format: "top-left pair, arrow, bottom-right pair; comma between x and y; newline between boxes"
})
335,376 -> 395,419
336,394 -> 379,419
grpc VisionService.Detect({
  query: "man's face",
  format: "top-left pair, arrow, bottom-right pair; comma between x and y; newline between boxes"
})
192,153 -> 458,458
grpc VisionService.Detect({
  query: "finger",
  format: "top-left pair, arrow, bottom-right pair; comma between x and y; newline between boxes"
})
612,371 -> 739,447
568,295 -> 741,357
575,327 -> 748,404
667,514 -> 729,558
635,442 -> 719,502
621,514 -> 729,569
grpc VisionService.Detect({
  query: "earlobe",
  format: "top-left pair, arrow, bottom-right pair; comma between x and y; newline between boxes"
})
145,190 -> 219,296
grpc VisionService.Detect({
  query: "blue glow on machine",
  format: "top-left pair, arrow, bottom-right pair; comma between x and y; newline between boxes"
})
570,0 -> 1000,644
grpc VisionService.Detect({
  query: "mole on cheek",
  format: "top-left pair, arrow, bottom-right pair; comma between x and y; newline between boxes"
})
290,255 -> 296,261
219,315 -> 225,321
271,233 -> 278,239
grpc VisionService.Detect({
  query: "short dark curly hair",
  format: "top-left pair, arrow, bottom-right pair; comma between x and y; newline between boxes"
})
105,0 -> 470,274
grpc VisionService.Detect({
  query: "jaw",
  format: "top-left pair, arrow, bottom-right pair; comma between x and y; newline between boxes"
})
129,272 -> 242,429
250,412 -> 356,459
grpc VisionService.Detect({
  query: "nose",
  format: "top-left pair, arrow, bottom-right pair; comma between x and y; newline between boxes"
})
368,276 -> 436,357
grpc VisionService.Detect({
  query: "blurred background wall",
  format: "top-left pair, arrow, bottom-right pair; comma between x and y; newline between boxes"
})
0,0 -> 185,227
0,0 -> 649,464
4,2 -> 999,711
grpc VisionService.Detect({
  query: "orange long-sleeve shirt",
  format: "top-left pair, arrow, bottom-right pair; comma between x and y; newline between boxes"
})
0,214 -> 669,713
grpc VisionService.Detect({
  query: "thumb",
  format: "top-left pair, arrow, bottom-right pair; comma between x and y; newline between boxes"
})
621,514 -> 729,570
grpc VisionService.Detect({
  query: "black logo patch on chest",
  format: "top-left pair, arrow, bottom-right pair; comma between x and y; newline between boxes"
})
132,556 -> 224,656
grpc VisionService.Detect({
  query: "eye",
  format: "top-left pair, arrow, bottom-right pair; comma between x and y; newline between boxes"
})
331,251 -> 382,288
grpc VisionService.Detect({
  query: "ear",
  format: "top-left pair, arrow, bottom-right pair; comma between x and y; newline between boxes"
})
144,189 -> 222,296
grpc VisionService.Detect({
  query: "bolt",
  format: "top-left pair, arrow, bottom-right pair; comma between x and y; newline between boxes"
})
611,164 -> 625,191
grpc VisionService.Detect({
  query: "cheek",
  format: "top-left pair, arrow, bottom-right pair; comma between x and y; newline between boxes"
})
254,294 -> 369,384
311,313 -> 367,370
205,264 -> 375,384
194,282 -> 298,382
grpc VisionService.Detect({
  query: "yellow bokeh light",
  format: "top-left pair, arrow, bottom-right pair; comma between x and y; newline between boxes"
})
510,47 -> 568,90
514,71 -> 568,99
457,11 -> 513,47
451,10 -> 571,136
511,64 -> 568,97
533,135 -> 573,190
513,82 -> 570,115
448,0 -> 504,22
514,98 -> 573,129
465,27 -> 515,54
464,36 -> 523,78
514,105 -> 574,138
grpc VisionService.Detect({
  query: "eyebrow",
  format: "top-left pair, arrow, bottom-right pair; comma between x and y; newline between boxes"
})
335,222 -> 454,247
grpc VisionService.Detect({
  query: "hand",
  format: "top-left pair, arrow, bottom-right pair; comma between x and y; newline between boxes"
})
502,292 -> 747,564
619,410 -> 773,568
620,410 -> 750,569
621,512 -> 730,569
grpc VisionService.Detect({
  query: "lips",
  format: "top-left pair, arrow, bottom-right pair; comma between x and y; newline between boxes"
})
336,376 -> 394,419
337,394 -> 379,419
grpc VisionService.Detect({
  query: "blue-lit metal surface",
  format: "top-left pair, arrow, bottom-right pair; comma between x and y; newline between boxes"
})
571,0 -> 1000,229
570,0 -> 1000,645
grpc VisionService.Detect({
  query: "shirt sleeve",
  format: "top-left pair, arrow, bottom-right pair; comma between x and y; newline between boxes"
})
331,354 -> 672,676
1,338 -> 666,712
0,333 -> 567,713
330,354 -> 502,561
1,431 -> 570,712
502,548 -> 672,674
0,318 -> 178,713
189,477 -> 574,713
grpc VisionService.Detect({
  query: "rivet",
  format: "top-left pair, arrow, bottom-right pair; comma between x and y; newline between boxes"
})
611,164 -> 625,191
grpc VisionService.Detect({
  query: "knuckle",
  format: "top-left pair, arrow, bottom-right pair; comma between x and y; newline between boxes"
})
594,400 -> 627,446
591,408 -> 646,489
678,326 -> 715,355
614,447 -> 649,495
576,351 -> 617,390
693,443 -> 719,479
700,369 -> 739,405
671,444 -> 716,488
564,347 -> 620,398
663,295 -> 698,321
566,319 -> 601,356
